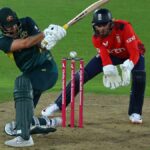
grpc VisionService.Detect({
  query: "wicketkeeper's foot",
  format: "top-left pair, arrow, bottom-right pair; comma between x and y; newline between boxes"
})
5,136 -> 34,147
41,103 -> 60,117
129,113 -> 143,124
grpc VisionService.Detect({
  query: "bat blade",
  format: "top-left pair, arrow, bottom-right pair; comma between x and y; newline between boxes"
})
63,0 -> 110,29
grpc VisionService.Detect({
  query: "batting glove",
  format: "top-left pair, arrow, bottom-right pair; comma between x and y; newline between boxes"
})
41,34 -> 57,50
43,24 -> 66,40
42,24 -> 66,50
120,59 -> 134,86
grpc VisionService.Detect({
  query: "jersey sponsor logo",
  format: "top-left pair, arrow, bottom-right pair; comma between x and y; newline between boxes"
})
41,68 -> 47,72
126,35 -> 136,43
102,41 -> 108,47
108,47 -> 125,54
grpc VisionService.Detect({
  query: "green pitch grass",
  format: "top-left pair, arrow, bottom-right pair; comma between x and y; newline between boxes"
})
0,0 -> 149,102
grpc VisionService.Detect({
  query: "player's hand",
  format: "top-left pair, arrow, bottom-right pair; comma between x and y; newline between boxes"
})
41,34 -> 57,50
103,65 -> 121,89
120,59 -> 134,86
43,24 -> 66,40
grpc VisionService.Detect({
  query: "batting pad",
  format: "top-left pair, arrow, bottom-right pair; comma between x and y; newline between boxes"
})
14,75 -> 34,140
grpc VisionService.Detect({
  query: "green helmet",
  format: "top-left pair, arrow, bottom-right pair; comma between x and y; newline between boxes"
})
0,7 -> 20,37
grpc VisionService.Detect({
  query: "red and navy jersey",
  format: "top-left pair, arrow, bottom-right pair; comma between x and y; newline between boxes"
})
92,20 -> 145,66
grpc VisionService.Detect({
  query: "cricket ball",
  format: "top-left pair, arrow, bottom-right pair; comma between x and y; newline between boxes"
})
69,51 -> 77,58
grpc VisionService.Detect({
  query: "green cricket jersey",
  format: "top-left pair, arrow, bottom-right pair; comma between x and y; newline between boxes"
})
0,17 -> 55,73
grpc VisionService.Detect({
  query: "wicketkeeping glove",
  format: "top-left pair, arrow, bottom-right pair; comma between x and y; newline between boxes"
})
103,65 -> 122,89
120,59 -> 134,86
103,74 -> 122,89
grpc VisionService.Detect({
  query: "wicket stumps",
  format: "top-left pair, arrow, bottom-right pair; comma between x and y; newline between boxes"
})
62,58 -> 84,128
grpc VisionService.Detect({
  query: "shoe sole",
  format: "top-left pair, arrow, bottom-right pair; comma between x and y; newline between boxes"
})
30,126 -> 57,134
129,120 -> 143,124
5,143 -> 34,147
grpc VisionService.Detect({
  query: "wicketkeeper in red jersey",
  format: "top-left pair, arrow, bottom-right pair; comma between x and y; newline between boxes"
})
41,8 -> 146,124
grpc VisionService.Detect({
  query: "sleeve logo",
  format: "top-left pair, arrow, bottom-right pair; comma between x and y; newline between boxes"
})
126,35 -> 135,43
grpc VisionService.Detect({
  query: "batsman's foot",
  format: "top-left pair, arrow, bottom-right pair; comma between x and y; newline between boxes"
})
129,113 -> 143,124
4,117 -> 62,136
41,103 -> 59,117
30,126 -> 56,135
5,136 -> 34,147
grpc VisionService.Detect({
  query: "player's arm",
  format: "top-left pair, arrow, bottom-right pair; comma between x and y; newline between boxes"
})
10,17 -> 45,52
92,36 -> 121,89
123,23 -> 140,65
119,23 -> 140,86
10,32 -> 44,52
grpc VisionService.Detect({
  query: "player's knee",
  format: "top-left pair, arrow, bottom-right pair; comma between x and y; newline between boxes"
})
14,75 -> 33,101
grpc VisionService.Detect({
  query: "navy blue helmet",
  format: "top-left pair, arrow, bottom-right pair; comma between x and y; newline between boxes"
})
92,8 -> 112,26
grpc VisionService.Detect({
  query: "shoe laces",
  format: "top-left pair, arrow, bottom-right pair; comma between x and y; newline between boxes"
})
16,136 -> 24,143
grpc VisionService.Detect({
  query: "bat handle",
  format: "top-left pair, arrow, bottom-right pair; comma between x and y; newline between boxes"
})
63,24 -> 69,30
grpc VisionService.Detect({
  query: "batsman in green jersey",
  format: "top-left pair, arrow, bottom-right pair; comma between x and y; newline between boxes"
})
0,7 -> 66,147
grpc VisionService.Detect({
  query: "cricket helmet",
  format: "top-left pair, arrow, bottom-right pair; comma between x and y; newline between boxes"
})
92,8 -> 112,26
0,7 -> 21,37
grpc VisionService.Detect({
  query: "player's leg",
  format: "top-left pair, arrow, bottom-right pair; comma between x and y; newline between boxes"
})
128,55 -> 146,123
27,60 -> 59,128
41,55 -> 103,116
5,75 -> 34,147
32,90 -> 42,108
5,60 -> 59,138
27,60 -> 58,107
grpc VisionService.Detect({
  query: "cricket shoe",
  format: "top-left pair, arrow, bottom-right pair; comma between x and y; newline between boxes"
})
4,122 -> 56,136
5,136 -> 34,147
129,113 -> 143,124
30,117 -> 62,134
4,121 -> 17,136
50,117 -> 62,127
4,117 -> 62,136
41,103 -> 60,117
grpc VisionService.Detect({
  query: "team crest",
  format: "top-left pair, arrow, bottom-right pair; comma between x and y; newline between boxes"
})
20,31 -> 28,38
6,16 -> 14,22
116,35 -> 121,43
98,14 -> 102,21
